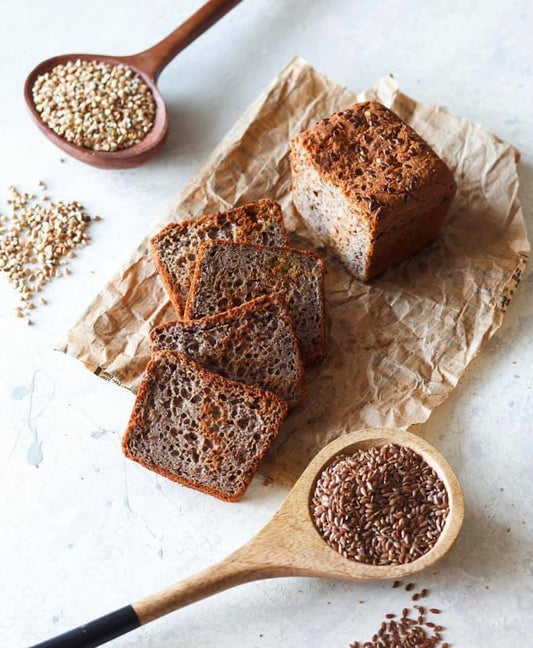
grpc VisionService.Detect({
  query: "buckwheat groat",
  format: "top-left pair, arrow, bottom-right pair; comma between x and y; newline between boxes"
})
290,102 -> 457,281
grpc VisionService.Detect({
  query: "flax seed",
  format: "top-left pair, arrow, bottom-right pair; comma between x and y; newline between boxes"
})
311,444 -> 450,566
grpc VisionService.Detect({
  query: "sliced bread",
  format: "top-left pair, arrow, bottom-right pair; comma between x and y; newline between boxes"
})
150,293 -> 307,408
122,351 -> 288,502
151,199 -> 288,315
184,241 -> 326,365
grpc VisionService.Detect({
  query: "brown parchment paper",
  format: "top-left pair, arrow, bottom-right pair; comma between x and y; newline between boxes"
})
59,56 -> 529,486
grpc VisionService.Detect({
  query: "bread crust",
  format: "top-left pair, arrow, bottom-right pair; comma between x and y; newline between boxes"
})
150,292 -> 308,408
122,350 -> 288,502
290,102 -> 457,281
150,199 -> 288,317
184,241 -> 327,365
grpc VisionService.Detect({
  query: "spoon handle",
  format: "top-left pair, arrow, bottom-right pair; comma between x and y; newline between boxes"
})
28,552 -> 265,648
128,0 -> 244,80
27,606 -> 140,648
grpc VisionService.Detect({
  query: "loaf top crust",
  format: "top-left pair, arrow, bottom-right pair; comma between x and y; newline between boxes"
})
290,101 -> 457,234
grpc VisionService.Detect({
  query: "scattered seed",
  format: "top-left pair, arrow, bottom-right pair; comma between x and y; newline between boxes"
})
421,589 -> 429,598
393,580 -> 401,588
348,601 -> 449,647
406,583 -> 415,591
412,593 -> 420,601
0,185 -> 97,319
430,609 -> 441,614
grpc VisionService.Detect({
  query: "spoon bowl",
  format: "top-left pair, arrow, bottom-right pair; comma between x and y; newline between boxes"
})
24,53 -> 169,169
240,427 -> 465,584
23,0 -> 243,169
31,428 -> 464,647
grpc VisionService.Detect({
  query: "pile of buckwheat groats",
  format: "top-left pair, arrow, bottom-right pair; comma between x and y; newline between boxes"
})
32,59 -> 156,152
312,444 -> 449,565
0,183 -> 98,324
349,581 -> 450,648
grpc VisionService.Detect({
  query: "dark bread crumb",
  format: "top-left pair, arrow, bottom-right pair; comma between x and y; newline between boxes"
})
122,351 -> 288,501
150,293 -> 307,407
151,199 -> 287,315
185,241 -> 326,366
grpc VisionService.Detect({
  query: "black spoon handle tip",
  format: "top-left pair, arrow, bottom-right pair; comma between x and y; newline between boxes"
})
28,605 -> 140,648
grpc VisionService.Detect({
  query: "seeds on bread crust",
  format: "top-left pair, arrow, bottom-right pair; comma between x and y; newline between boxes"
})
290,101 -> 457,281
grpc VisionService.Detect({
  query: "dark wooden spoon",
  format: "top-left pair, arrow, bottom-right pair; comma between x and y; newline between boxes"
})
23,0 -> 243,169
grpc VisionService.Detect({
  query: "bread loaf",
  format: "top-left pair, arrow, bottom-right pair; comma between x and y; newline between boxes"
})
290,102 -> 457,281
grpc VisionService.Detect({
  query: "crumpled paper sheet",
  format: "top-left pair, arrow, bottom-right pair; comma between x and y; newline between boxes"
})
59,56 -> 529,486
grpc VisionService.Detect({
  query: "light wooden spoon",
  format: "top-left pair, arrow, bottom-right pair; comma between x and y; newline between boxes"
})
23,0 -> 243,169
31,428 -> 464,647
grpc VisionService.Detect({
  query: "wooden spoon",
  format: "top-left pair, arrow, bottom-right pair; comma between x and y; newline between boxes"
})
23,0 -> 243,169
31,428 -> 464,647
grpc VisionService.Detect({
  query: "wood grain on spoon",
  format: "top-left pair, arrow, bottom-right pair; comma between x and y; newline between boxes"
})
134,428 -> 464,624
29,428 -> 464,647
23,0 -> 243,169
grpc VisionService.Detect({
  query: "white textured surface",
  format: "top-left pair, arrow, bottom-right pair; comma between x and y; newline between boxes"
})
1,0 -> 532,646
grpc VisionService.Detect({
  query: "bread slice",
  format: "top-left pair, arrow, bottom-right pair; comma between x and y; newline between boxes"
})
184,241 -> 326,366
151,199 -> 288,315
150,293 -> 307,408
122,351 -> 288,502
290,101 -> 457,281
